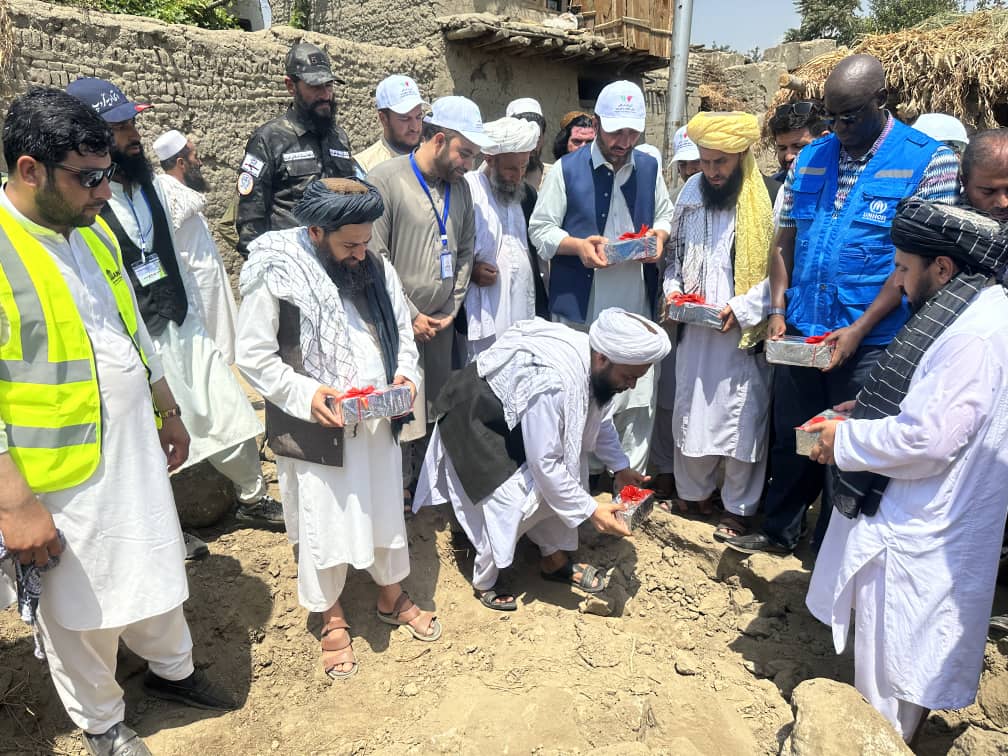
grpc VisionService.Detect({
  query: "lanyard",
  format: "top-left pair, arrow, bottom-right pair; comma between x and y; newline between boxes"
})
124,186 -> 154,262
409,153 -> 451,250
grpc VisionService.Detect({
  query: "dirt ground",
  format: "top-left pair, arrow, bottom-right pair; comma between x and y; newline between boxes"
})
4,410 -> 1008,754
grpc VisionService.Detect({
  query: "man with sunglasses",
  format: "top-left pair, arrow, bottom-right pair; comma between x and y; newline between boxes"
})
67,77 -> 284,535
727,54 -> 960,558
768,101 -> 829,184
0,86 -> 234,756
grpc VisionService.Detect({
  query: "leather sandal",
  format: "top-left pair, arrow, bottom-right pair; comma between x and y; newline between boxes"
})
321,618 -> 358,680
377,591 -> 442,641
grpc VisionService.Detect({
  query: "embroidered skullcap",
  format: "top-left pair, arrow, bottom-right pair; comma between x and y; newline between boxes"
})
481,117 -> 540,156
686,111 -> 760,154
588,308 -> 671,365
891,199 -> 1008,279
294,178 -> 384,230
560,110 -> 593,130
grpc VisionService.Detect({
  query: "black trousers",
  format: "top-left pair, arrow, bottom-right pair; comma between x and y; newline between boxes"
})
759,344 -> 884,550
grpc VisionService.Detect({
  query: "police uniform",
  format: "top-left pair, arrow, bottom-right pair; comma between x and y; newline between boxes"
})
234,41 -> 357,258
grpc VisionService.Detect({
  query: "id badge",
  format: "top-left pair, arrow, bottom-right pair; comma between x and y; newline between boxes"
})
439,249 -> 453,280
132,256 -> 167,287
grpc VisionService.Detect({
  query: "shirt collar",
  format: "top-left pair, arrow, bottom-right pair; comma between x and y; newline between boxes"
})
840,112 -> 895,164
590,139 -> 636,173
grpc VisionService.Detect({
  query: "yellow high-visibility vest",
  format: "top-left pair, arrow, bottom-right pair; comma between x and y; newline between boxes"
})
0,205 -> 155,492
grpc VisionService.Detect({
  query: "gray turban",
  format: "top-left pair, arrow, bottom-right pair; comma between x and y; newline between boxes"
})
891,199 -> 1008,281
293,179 -> 385,230
588,308 -> 671,365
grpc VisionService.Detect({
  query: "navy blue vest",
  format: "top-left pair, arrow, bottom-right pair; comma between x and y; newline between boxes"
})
788,121 -> 941,345
552,146 -> 659,323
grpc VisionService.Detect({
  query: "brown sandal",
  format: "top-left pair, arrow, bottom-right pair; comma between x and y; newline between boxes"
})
660,496 -> 717,518
321,618 -> 358,680
377,591 -> 443,641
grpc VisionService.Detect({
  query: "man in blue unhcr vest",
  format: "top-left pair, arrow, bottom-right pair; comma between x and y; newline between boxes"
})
529,80 -> 673,478
726,54 -> 960,557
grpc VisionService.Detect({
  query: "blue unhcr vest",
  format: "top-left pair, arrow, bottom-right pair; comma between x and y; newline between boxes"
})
787,120 -> 941,345
552,146 -> 659,323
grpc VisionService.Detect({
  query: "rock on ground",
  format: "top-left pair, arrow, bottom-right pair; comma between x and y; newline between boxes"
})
786,678 -> 913,756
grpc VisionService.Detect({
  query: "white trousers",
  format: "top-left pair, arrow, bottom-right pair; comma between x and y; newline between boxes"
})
297,546 -> 411,613
590,405 -> 654,474
470,504 -> 577,591
206,437 -> 265,503
37,605 -> 193,734
649,406 -> 677,475
673,449 -> 766,516
854,556 -> 926,742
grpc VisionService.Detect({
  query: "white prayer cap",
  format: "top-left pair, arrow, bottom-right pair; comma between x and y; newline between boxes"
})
481,117 -> 540,156
589,308 -> 671,365
153,129 -> 188,162
506,97 -> 542,117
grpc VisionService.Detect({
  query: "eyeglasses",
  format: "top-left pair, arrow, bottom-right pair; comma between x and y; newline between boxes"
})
774,101 -> 819,119
51,163 -> 117,189
823,100 -> 877,127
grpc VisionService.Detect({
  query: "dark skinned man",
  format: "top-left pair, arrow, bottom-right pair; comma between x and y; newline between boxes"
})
726,54 -> 960,557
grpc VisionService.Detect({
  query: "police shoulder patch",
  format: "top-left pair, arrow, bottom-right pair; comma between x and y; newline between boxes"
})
237,171 -> 255,196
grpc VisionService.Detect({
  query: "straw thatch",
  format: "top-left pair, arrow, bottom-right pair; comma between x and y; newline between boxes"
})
768,10 -> 1008,131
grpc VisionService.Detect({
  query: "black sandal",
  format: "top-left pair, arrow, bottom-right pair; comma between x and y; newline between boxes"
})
476,586 -> 518,611
541,561 -> 606,593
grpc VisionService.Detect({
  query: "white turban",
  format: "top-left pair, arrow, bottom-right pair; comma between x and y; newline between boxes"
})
481,117 -> 540,156
588,308 -> 671,365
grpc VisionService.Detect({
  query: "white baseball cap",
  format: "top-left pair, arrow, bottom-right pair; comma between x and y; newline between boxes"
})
913,113 -> 969,150
506,97 -> 543,117
424,96 -> 496,149
671,125 -> 700,162
595,80 -> 646,133
153,129 -> 188,162
375,75 -> 427,114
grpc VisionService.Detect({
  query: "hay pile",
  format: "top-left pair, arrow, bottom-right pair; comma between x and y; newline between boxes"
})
769,10 -> 1008,130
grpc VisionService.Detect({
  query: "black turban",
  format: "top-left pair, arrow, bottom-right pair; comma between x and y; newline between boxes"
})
891,199 -> 1008,281
293,179 -> 384,230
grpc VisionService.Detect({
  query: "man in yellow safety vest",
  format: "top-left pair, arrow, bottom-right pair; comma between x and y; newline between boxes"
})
0,87 -> 233,756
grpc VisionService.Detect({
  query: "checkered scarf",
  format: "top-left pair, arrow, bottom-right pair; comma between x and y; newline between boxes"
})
833,200 -> 1008,518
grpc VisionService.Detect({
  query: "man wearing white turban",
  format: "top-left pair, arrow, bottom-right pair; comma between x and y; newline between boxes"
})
464,116 -> 543,359
414,308 -> 669,611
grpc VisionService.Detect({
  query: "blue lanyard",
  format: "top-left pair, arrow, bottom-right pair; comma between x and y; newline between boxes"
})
124,186 -> 154,261
409,153 -> 451,250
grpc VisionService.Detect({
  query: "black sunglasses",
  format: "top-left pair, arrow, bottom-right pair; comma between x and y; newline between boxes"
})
51,162 -> 117,189
823,99 -> 878,127
774,101 -> 819,119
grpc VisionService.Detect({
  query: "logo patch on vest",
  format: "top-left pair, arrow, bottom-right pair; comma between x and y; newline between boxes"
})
863,199 -> 890,223
283,150 -> 315,162
329,148 -> 350,159
241,153 -> 264,177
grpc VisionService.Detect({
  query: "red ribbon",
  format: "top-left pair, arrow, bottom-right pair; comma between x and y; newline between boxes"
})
618,485 -> 654,503
804,332 -> 832,344
670,293 -> 707,306
618,224 -> 650,240
343,385 -> 377,409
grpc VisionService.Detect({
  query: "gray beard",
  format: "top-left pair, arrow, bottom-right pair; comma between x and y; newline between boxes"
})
488,173 -> 522,206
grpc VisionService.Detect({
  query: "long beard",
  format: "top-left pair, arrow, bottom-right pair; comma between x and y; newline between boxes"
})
699,164 -> 744,211
183,163 -> 208,193
590,368 -> 618,406
295,92 -> 334,134
488,172 -> 522,205
316,244 -> 374,295
112,146 -> 153,184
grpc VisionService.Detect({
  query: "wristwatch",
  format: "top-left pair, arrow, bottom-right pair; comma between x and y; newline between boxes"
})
156,405 -> 182,420
768,307 -> 786,317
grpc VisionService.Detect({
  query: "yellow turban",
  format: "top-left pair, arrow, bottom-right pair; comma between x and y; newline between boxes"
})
686,111 -> 772,349
686,111 -> 760,154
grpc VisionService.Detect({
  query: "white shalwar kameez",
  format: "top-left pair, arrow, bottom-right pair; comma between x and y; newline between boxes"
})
156,173 -> 240,364
807,285 -> 1008,741
107,181 -> 265,501
463,171 -> 536,360
415,325 -> 629,591
530,141 -> 674,472
663,175 -> 772,516
235,238 -> 420,612
0,191 -> 192,735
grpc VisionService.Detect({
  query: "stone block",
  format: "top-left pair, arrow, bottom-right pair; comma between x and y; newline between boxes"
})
799,39 -> 838,67
948,726 -> 1008,754
763,42 -> 801,72
785,679 -> 913,756
723,61 -> 788,114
